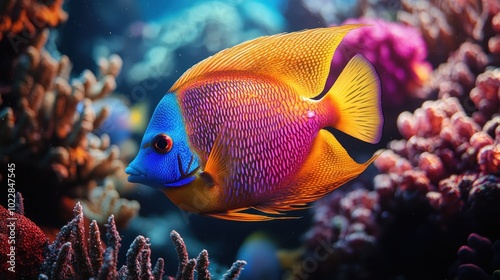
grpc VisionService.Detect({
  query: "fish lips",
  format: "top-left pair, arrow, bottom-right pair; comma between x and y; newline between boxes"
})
125,165 -> 200,188
125,165 -> 147,183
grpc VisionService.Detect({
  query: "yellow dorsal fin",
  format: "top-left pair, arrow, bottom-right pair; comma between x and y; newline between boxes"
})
322,54 -> 383,143
170,24 -> 365,97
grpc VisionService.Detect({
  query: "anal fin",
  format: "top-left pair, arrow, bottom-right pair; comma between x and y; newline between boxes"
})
204,209 -> 300,222
262,130 -> 382,209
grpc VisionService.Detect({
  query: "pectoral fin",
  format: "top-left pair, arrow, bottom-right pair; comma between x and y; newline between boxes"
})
203,125 -> 231,187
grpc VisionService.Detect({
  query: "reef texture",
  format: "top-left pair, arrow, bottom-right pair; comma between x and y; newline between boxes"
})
0,195 -> 246,279
291,70 -> 500,279
0,0 -> 67,40
286,1 -> 500,278
0,25 -> 139,234
0,0 -> 68,93
0,194 -> 48,279
330,18 -> 432,107
398,0 -> 500,66
38,202 -> 246,280
80,179 -> 140,229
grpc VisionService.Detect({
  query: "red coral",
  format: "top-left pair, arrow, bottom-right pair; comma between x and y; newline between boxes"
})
0,204 -> 48,279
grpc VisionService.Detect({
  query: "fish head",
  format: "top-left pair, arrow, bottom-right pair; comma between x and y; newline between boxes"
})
125,93 -> 200,189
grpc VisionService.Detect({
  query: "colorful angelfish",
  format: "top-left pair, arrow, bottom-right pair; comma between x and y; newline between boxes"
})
126,24 -> 383,221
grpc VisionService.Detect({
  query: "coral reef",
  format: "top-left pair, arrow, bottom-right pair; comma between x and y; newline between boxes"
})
291,188 -> 380,279
0,0 -> 67,40
0,195 -> 247,279
0,0 -> 68,86
80,179 -> 140,229
328,17 -> 432,142
398,0 -> 500,66
330,18 -> 431,107
0,194 -> 47,279
295,79 -> 499,277
286,2 -> 500,277
0,17 -> 139,236
421,42 -> 489,101
38,202 -> 247,279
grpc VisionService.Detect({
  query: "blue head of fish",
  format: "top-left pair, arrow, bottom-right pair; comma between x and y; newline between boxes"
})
125,93 -> 200,188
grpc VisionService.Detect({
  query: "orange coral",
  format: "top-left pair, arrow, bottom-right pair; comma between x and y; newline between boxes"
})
0,0 -> 67,40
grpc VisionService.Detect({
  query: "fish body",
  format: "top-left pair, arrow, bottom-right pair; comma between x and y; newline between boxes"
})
127,24 -> 383,221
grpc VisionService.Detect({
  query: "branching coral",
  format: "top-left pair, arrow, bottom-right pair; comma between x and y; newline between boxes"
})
38,202 -> 247,280
81,179 -> 140,229
0,24 -> 138,235
0,0 -> 67,41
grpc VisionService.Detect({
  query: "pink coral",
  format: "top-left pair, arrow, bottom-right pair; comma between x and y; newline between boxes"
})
38,203 -> 245,279
330,18 -> 432,107
290,1 -> 500,279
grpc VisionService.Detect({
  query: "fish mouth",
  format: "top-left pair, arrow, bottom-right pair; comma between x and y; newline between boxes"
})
125,165 -> 146,183
163,154 -> 200,187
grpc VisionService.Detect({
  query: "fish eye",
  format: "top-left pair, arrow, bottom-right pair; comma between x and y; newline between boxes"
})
151,134 -> 173,154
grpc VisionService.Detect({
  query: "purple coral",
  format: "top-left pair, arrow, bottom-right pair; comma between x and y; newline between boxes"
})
330,18 -> 432,107
294,188 -> 379,279
38,202 -> 246,280
375,89 -> 500,228
290,3 -> 500,277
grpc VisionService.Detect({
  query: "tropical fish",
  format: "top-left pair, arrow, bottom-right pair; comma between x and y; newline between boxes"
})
126,24 -> 384,221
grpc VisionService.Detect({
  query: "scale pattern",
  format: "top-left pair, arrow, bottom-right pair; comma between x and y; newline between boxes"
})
179,74 -> 327,207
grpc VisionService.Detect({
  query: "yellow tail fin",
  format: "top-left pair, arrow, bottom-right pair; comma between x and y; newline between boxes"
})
322,54 -> 383,144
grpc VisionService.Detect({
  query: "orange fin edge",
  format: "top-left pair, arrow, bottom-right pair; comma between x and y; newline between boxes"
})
204,209 -> 301,222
